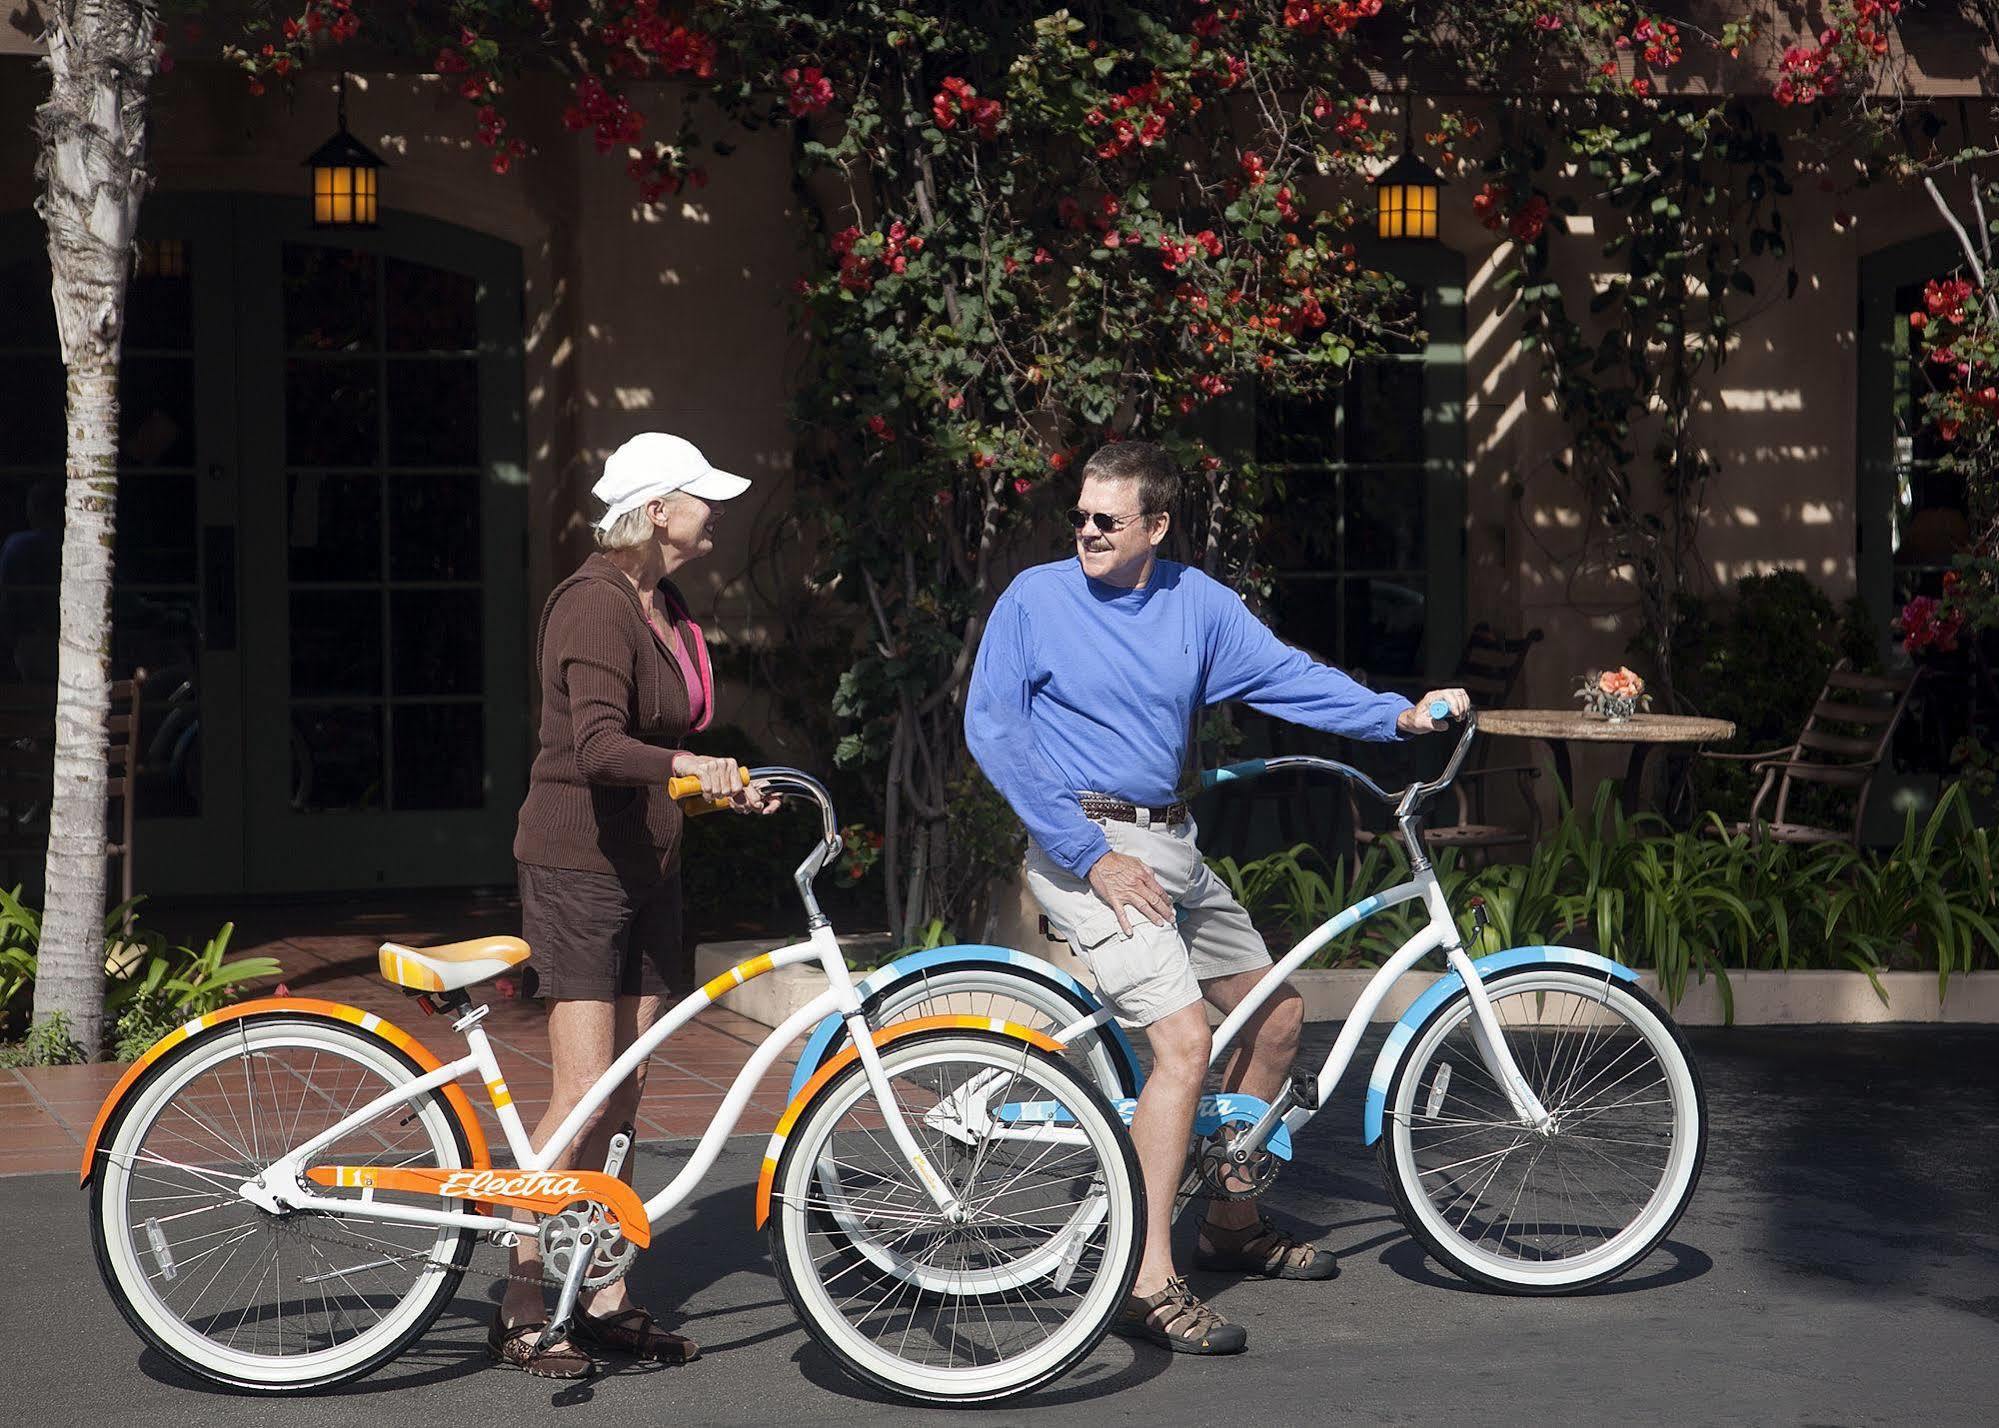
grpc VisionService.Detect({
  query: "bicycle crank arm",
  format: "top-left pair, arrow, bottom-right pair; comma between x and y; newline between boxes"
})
539,1225 -> 598,1354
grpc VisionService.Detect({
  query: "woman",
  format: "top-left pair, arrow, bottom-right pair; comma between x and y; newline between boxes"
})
495,431 -> 772,1378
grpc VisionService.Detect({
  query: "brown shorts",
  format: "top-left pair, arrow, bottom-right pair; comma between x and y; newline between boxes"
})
518,862 -> 688,1002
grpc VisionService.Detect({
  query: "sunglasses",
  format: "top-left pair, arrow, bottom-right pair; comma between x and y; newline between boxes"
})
1067,508 -> 1157,534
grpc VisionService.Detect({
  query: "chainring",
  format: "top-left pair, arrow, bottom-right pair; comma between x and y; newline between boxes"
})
537,1203 -> 637,1289
1191,1120 -> 1283,1202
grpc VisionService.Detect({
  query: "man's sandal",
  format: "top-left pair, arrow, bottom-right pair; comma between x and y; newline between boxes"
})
1195,1214 -> 1338,1281
573,1306 -> 701,1364
1109,1276 -> 1247,1355
487,1315 -> 596,1379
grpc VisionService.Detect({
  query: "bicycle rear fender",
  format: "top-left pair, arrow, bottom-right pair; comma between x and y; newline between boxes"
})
79,997 -> 491,1187
785,944 -> 1141,1102
1360,947 -> 1638,1147
754,1013 -> 1063,1229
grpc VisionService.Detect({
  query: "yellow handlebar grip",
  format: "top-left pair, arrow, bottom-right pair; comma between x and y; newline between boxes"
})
666,766 -> 752,801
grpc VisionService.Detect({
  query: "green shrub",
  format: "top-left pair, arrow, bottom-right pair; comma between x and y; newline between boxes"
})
0,1010 -> 85,1068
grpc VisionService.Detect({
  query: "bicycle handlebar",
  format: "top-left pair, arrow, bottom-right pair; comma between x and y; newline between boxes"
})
1196,709 -> 1481,812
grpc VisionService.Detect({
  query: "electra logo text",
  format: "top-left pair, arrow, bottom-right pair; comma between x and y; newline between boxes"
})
440,1169 -> 586,1200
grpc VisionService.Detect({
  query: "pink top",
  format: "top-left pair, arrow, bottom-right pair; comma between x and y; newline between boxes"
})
645,586 -> 712,732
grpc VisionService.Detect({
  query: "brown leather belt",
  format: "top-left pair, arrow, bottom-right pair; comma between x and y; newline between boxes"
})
1078,793 -> 1189,828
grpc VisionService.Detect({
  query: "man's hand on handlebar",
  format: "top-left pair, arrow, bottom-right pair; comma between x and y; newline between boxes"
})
1086,851 -> 1174,937
1397,687 -> 1471,736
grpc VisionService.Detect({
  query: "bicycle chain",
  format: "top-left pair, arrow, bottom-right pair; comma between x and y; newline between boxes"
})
273,1206 -> 606,1292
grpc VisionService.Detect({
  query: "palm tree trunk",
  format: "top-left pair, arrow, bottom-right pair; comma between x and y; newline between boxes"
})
31,1 -> 158,1059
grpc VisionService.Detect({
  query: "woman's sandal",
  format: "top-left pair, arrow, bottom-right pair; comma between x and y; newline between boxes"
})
1109,1276 -> 1247,1355
487,1315 -> 596,1379
573,1306 -> 701,1364
1194,1214 -> 1338,1281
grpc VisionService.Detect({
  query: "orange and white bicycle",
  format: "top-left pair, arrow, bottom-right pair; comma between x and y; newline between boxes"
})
81,768 -> 1144,1403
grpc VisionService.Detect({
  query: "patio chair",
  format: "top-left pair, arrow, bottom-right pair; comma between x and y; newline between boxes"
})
1353,623 -> 1546,861
1699,661 -> 1920,847
0,671 -> 147,904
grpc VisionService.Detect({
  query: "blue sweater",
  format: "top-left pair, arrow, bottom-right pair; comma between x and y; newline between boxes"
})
965,557 -> 1413,877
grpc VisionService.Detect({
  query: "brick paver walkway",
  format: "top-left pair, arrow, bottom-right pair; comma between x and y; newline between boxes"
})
3,893 -> 799,1177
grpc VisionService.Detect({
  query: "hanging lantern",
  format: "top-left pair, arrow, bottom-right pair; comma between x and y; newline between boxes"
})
305,74 -> 385,228
1374,151 -> 1445,242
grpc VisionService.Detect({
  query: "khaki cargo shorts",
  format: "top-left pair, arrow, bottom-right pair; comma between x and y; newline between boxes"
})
1024,815 -> 1271,1027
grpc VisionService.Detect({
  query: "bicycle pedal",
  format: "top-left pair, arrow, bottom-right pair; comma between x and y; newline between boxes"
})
1289,1071 -> 1320,1111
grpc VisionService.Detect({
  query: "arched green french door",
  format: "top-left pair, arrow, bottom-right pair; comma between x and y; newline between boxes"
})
0,195 -> 528,894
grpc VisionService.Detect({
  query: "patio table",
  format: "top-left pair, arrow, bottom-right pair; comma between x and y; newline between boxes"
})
1474,710 -> 1736,818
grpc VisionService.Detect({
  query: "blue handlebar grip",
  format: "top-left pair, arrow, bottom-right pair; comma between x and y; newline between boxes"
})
1198,758 -> 1268,791
1428,699 -> 1451,721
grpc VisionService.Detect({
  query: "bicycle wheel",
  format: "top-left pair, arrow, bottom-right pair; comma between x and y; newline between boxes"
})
771,1029 -> 1143,1404
1378,966 -> 1706,1293
91,1012 -> 478,1390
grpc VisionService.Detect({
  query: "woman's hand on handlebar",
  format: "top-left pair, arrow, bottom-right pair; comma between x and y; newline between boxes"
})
1397,687 -> 1471,735
670,754 -> 780,814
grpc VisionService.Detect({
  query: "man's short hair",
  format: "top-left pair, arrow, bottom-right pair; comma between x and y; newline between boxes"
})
1080,439 -> 1179,515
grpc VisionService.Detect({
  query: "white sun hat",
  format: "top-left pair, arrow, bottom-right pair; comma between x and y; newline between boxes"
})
590,432 -> 752,531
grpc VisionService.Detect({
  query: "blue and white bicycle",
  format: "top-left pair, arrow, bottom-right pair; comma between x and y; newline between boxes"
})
791,709 -> 1707,1294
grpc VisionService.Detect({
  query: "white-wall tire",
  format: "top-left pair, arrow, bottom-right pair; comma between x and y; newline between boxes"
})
771,1030 -> 1143,1403
90,1014 -> 476,1389
1379,967 -> 1706,1293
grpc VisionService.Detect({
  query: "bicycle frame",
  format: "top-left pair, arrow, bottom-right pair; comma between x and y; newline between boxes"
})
238,772 -> 973,1243
1041,718 -> 1556,1152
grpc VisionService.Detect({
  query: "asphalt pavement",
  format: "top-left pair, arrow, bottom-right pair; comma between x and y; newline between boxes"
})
2,1023 -> 1994,1426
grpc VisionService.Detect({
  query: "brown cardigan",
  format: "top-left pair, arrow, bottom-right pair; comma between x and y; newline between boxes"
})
513,554 -> 702,878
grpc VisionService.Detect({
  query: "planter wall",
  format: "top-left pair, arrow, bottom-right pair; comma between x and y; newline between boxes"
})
696,939 -> 1999,1030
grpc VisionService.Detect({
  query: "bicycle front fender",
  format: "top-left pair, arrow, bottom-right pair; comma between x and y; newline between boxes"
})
1360,947 -> 1638,1147
785,943 -> 1141,1101
754,1013 -> 1063,1229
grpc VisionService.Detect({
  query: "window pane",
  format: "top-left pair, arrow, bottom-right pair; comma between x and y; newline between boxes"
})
390,590 -> 481,696
119,356 -> 196,468
1256,393 -> 1337,466
392,703 -> 484,810
389,472 -> 480,581
0,255 -> 57,350
127,250 -> 195,351
385,258 -> 478,352
286,359 -> 380,467
0,478 -> 62,683
1343,362 -> 1424,466
1344,469 -> 1425,572
115,474 -> 199,584
288,473 -> 381,582
0,355 -> 66,466
1345,576 -> 1426,678
290,589 -> 382,695
284,246 -> 378,352
1259,469 -> 1340,574
1267,575 -> 1341,664
386,360 -> 478,466
293,704 -> 384,812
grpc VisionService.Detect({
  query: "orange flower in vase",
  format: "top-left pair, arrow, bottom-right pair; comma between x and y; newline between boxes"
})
1576,665 -> 1650,722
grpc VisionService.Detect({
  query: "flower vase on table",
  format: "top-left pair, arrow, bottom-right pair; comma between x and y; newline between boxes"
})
1576,666 -> 1650,723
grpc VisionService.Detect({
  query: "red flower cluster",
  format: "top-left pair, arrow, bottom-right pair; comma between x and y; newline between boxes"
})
596,1 -> 717,80
1774,4 -> 1898,106
1310,94 -> 1371,140
783,66 -> 834,118
1898,594 -> 1965,654
1923,276 -> 1976,325
1087,74 -> 1177,160
865,414 -> 896,443
830,220 -> 925,293
1280,0 -> 1383,35
1157,229 -> 1225,272
1630,18 -> 1682,67
234,1 -> 358,93
1473,184 -> 1549,243
566,76 -> 645,154
933,77 -> 1003,140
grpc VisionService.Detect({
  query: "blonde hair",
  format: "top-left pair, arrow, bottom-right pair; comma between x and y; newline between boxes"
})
593,504 -> 656,552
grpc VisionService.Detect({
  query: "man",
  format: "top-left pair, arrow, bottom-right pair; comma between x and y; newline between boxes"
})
966,439 -> 1466,1355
